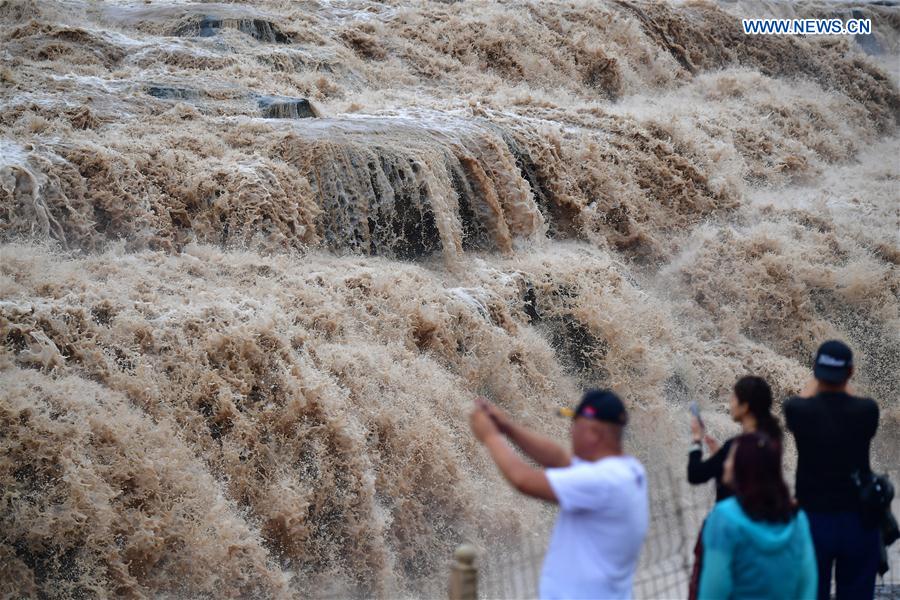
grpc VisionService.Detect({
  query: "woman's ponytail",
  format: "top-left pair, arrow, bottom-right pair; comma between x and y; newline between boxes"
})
756,411 -> 783,446
734,375 -> 783,445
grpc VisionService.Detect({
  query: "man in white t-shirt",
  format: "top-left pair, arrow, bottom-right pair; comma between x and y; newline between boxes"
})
470,389 -> 649,600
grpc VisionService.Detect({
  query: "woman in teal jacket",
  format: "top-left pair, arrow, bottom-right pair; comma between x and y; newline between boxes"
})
699,432 -> 817,599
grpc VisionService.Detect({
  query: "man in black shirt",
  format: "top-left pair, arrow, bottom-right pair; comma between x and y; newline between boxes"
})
784,340 -> 880,600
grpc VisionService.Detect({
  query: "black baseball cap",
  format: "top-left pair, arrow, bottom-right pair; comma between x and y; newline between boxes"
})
813,340 -> 853,384
565,389 -> 628,425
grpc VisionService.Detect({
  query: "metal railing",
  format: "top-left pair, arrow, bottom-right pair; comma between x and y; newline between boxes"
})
875,470 -> 900,600
452,468 -> 900,600
470,468 -> 711,599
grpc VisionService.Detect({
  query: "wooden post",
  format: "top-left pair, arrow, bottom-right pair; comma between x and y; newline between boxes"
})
449,544 -> 477,600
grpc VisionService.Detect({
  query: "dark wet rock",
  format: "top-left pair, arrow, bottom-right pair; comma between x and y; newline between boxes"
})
663,373 -> 691,404
257,96 -> 318,119
174,16 -> 292,44
551,315 -> 608,377
363,156 -> 442,259
146,85 -> 201,100
522,283 -> 540,323
852,9 -> 883,55
530,283 -> 609,377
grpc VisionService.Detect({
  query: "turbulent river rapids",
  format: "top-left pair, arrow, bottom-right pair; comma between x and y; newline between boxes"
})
1,0 -> 898,597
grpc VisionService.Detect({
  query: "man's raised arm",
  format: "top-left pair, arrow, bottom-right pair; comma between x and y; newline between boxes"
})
478,398 -> 571,468
470,407 -> 558,502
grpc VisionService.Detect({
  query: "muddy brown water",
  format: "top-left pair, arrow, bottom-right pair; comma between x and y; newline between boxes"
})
1,0 -> 898,597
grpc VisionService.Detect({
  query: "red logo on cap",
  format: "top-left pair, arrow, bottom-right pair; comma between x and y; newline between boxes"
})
583,406 -> 596,417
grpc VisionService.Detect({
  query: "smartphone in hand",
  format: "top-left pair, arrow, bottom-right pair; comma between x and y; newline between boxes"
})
689,401 -> 704,428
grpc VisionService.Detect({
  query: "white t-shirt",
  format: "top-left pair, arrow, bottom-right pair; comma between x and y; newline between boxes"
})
540,455 -> 649,600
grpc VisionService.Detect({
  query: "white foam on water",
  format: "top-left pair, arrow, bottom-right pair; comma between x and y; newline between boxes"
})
1,0 -> 898,597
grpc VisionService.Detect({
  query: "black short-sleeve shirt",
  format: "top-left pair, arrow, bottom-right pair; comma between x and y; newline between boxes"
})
784,391 -> 879,512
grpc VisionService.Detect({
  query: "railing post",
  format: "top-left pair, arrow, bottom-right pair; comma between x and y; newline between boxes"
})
668,467 -> 691,575
449,544 -> 477,600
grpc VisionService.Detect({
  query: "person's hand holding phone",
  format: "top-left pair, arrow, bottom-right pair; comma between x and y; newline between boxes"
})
690,416 -> 704,442
689,402 -> 704,443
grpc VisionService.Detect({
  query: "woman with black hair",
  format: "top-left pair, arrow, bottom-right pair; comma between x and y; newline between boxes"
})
686,375 -> 782,599
698,432 -> 817,599
688,375 -> 783,500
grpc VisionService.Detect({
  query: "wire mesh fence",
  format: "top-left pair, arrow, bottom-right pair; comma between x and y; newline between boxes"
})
874,470 -> 900,600
478,468 -> 713,599
477,535 -> 546,600
632,468 -> 713,599
477,468 -> 900,600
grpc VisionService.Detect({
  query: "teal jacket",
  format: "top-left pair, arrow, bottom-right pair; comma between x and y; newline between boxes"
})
699,497 -> 817,600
